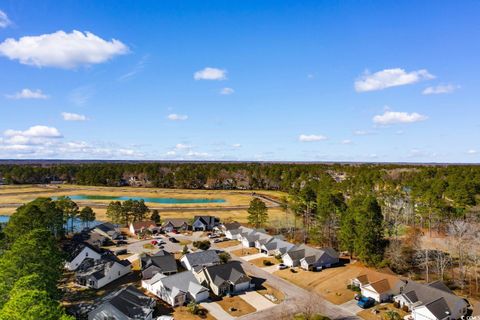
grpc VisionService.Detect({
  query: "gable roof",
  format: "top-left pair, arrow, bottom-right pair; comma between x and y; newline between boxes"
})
163,218 -> 189,228
94,222 -> 117,233
131,220 -> 157,230
194,216 -> 219,226
149,271 -> 208,297
202,261 -> 250,286
68,242 -> 103,262
94,285 -> 155,320
143,254 -> 177,274
368,279 -> 392,294
222,222 -> 241,231
182,250 -> 220,268
76,254 -> 131,280
400,280 -> 467,314
423,297 -> 451,319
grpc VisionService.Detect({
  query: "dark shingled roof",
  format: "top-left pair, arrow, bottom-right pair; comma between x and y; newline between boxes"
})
423,297 -> 451,319
223,222 -> 241,231
194,216 -> 220,227
94,285 -> 155,320
182,250 -> 220,268
203,261 -> 250,286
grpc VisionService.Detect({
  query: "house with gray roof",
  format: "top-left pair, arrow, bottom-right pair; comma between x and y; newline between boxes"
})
141,251 -> 178,279
88,285 -> 156,320
142,271 -> 209,307
180,250 -> 221,271
76,255 -> 132,289
394,280 -> 468,319
194,261 -> 252,296
162,219 -> 189,232
65,243 -> 103,271
192,216 -> 220,231
93,222 -> 121,240
282,244 -> 339,269
260,238 -> 296,256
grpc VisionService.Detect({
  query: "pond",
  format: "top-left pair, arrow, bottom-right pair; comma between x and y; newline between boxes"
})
55,195 -> 226,204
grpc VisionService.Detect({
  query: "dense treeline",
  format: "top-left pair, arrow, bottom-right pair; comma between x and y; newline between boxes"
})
0,198 -> 74,319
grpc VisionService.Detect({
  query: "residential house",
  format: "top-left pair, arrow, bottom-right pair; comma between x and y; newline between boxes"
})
260,238 -> 296,256
180,250 -> 221,271
141,251 -> 178,280
393,280 -> 468,319
88,285 -> 156,320
351,272 -> 405,303
142,271 -> 209,307
65,243 -> 103,271
162,219 -> 189,232
194,261 -> 252,296
129,220 -> 158,236
76,255 -> 132,289
94,222 -> 121,240
192,216 -> 220,231
221,222 -> 243,239
299,247 -> 339,270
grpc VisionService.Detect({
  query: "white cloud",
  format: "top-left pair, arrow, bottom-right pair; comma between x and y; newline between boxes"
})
194,67 -> 227,80
118,54 -> 149,81
422,84 -> 458,95
341,139 -> 352,144
0,30 -> 129,69
220,87 -> 234,95
62,112 -> 87,121
69,85 -> 94,106
5,125 -> 62,138
175,143 -> 191,150
0,10 -> 11,28
299,134 -> 327,142
354,130 -> 370,136
167,113 -> 188,121
232,143 -> 242,148
5,88 -> 49,99
467,149 -> 477,155
373,111 -> 428,125
355,68 -> 434,92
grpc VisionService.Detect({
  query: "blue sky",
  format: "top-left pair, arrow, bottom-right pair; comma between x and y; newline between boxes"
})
0,0 -> 479,162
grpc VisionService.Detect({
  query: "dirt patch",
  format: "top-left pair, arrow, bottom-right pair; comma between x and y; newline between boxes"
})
231,247 -> 259,257
172,306 -> 215,320
274,263 -> 386,305
249,256 -> 278,268
215,240 -> 240,249
357,303 -> 408,320
256,283 -> 285,304
216,295 -> 256,317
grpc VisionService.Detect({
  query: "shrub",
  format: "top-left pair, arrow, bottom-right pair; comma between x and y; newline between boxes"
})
263,260 -> 273,266
402,305 -> 409,312
290,268 -> 297,273
393,301 -> 400,308
187,301 -> 200,315
193,240 -> 211,250
219,252 -> 231,264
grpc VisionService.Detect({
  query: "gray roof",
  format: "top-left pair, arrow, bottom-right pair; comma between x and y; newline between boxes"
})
163,219 -> 189,228
263,238 -> 295,253
92,285 -> 155,320
400,280 -> 467,315
222,222 -> 241,231
194,216 -> 219,227
203,261 -> 250,286
182,250 -> 220,268
423,297 -> 451,319
143,254 -> 177,274
76,254 -> 131,280
148,271 -> 208,297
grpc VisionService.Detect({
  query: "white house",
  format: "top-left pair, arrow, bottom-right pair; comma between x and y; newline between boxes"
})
299,247 -> 339,270
88,285 -> 156,320
260,238 -> 296,256
194,261 -> 252,296
142,271 -> 209,307
180,250 -> 221,271
162,219 -> 189,232
65,244 -> 102,271
393,280 -> 468,320
360,278 -> 405,303
76,256 -> 132,289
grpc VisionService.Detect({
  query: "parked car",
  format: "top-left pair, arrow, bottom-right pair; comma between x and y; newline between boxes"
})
213,238 -> 223,243
357,296 -> 375,309
157,240 -> 166,245
172,230 -> 179,234
116,240 -> 128,246
208,234 -> 219,239
278,263 -> 288,270
168,237 -> 179,243
151,240 -> 158,245
114,249 -> 127,256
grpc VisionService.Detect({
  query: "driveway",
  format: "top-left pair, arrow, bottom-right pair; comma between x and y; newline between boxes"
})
261,265 -> 279,274
223,244 -> 244,252
200,301 -> 234,320
239,291 -> 275,311
339,300 -> 362,315
241,252 -> 268,261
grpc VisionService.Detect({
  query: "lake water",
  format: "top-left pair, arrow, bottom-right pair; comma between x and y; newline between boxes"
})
57,195 -> 226,204
0,215 -> 103,232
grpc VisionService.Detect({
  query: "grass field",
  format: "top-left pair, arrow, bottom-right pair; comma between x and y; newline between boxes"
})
0,184 -> 289,223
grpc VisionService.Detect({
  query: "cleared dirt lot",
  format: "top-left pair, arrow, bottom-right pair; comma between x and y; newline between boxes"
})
231,247 -> 260,257
216,295 -> 256,317
274,263 -> 394,305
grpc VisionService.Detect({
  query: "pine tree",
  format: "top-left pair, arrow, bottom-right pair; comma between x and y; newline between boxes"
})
247,198 -> 268,228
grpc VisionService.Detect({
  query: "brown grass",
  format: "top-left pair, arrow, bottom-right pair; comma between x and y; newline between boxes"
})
214,240 -> 240,248
256,283 -> 285,304
231,247 -> 259,257
274,263 -> 388,305
216,295 -> 256,317
249,257 -> 278,268
357,303 -> 408,320
172,306 -> 215,320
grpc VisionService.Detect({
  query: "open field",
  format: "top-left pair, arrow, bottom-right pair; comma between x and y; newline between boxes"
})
274,263 -> 393,305
0,184 -> 288,223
